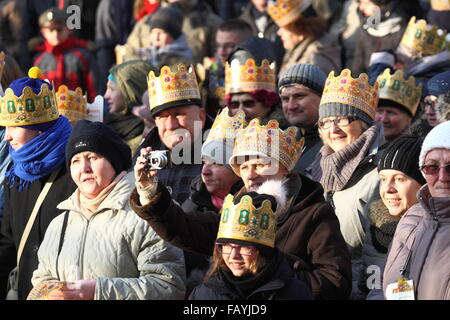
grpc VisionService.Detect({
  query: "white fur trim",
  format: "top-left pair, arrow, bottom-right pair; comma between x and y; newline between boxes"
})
256,179 -> 288,211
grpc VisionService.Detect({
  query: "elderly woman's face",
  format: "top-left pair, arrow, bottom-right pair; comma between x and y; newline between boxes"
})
379,169 -> 422,216
70,151 -> 116,199
319,116 -> 365,152
422,148 -> 450,198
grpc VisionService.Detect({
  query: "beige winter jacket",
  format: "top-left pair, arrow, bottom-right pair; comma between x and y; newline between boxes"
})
31,172 -> 186,300
381,186 -> 450,300
279,32 -> 342,76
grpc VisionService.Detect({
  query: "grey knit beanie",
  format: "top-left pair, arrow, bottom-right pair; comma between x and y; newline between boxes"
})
278,64 -> 326,96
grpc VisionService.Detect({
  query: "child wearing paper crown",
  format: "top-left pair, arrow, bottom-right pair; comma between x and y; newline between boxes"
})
0,67 -> 76,300
189,180 -> 312,300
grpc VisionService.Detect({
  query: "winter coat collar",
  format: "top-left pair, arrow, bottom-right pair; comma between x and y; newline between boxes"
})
417,185 -> 450,220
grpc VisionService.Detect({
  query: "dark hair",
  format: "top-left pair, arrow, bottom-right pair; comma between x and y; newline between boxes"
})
218,18 -> 253,34
283,15 -> 327,40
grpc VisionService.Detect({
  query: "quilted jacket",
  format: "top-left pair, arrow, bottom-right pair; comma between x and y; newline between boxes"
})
31,172 -> 186,300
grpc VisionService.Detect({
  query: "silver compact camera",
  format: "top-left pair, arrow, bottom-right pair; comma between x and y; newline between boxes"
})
145,150 -> 172,170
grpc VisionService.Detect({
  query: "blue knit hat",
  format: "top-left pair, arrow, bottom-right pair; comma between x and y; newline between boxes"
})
427,71 -> 450,96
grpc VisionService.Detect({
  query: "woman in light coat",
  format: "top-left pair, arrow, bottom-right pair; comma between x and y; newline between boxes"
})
30,120 -> 186,300
311,69 -> 385,298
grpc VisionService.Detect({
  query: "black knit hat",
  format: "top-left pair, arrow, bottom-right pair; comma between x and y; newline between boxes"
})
378,135 -> 425,185
149,6 -> 183,40
278,63 -> 327,96
65,120 -> 132,174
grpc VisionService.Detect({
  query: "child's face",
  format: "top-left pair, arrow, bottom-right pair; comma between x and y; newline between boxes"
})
150,28 -> 175,48
41,23 -> 71,46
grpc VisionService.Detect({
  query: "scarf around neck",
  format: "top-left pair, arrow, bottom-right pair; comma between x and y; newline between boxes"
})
5,116 -> 72,191
78,171 -> 127,219
316,123 -> 379,192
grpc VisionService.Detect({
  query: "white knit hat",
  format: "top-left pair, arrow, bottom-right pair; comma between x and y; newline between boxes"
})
419,120 -> 450,167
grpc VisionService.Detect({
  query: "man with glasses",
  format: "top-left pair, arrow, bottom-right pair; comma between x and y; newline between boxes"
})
202,19 -> 253,112
131,117 -> 352,300
368,120 -> 450,300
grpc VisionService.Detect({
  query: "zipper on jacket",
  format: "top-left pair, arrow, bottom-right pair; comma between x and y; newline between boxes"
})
78,217 -> 91,280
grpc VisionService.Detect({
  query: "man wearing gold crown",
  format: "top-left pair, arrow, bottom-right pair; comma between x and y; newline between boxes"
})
133,63 -> 213,205
131,117 -> 352,300
374,69 -> 422,142
0,67 -> 77,300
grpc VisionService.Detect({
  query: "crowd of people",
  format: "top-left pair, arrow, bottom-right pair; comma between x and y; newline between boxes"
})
0,0 -> 449,301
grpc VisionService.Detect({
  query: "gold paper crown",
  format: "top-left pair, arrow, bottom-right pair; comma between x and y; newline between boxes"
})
204,107 -> 247,149
230,118 -> 304,175
225,58 -> 276,95
55,85 -> 87,125
268,0 -> 312,27
147,64 -> 201,114
431,0 -> 450,11
217,193 -> 277,248
320,69 -> 379,121
0,67 -> 59,126
399,17 -> 450,57
376,69 -> 422,116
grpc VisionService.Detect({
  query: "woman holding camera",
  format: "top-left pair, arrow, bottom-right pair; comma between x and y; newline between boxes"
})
30,120 -> 186,300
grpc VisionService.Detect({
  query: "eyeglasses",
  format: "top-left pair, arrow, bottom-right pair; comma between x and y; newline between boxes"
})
228,100 -> 256,109
215,243 -> 255,256
318,116 -> 357,129
420,163 -> 450,176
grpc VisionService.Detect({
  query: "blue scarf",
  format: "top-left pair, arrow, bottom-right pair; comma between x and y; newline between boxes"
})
5,116 -> 72,191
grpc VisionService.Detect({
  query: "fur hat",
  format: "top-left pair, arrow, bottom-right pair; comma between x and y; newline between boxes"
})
435,92 -> 450,123
419,120 -> 450,167
65,120 -> 132,174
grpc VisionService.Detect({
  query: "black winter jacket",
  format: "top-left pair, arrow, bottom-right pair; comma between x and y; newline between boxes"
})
189,249 -> 312,300
0,165 -> 77,299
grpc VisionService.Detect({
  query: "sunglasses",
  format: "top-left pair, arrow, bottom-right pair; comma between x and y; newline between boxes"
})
228,100 -> 256,109
420,163 -> 450,176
